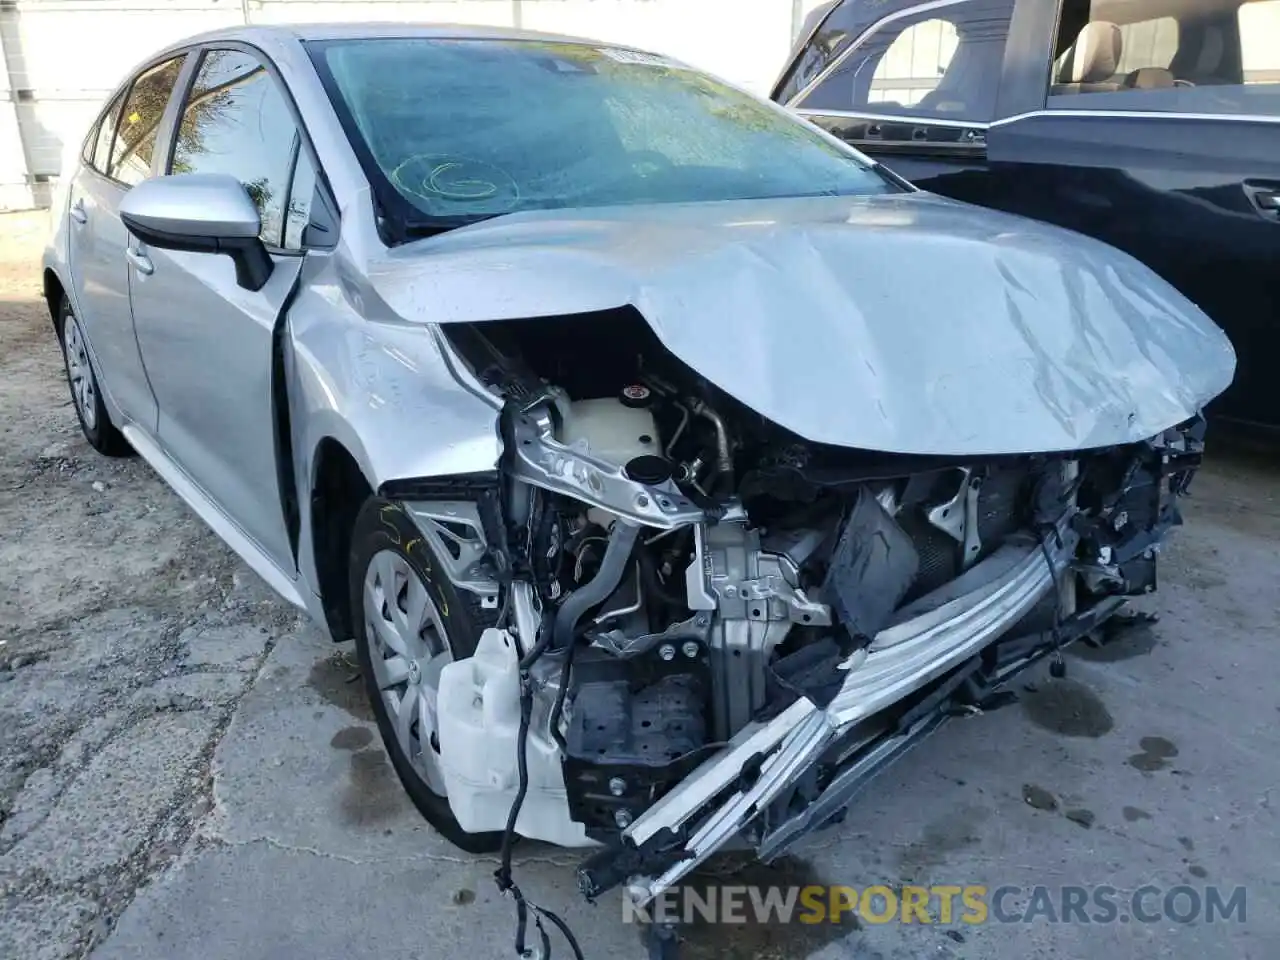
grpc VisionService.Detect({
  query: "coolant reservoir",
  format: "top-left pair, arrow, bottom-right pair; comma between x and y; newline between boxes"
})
560,396 -> 659,468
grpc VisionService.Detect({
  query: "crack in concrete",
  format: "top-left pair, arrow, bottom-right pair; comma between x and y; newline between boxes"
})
67,636 -> 280,959
213,834 -> 581,869
0,644 -> 272,858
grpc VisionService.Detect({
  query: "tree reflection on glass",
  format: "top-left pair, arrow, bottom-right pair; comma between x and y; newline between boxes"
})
171,50 -> 295,245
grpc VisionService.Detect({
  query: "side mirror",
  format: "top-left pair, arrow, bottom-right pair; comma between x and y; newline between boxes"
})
119,173 -> 274,291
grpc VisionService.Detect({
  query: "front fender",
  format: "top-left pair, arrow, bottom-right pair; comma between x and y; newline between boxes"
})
287,259 -> 503,497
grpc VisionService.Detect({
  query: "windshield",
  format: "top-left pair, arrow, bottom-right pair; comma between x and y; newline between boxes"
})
307,38 -> 898,235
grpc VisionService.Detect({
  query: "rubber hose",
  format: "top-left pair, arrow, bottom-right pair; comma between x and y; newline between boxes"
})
552,522 -> 641,652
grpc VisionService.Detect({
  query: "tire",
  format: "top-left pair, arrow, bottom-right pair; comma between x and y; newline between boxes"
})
348,496 -> 505,853
55,296 -> 132,457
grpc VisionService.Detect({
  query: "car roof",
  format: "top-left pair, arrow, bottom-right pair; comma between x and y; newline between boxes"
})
166,21 -> 611,50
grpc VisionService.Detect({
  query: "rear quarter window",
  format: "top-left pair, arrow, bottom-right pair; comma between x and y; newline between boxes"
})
90,93 -> 125,174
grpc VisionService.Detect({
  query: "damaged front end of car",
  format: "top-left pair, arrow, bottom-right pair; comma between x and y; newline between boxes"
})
382,302 -> 1211,912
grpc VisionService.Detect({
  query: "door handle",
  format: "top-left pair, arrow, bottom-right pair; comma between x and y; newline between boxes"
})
1244,182 -> 1280,217
125,245 -> 154,275
69,199 -> 88,225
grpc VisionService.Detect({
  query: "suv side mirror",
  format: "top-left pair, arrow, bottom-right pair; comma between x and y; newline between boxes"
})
119,173 -> 274,291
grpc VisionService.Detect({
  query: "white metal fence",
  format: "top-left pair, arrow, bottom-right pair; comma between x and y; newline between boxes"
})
0,0 -> 827,210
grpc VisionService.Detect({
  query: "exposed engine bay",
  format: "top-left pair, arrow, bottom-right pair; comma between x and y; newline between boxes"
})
399,307 -> 1205,909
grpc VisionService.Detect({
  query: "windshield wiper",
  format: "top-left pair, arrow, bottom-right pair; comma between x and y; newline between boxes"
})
397,214 -> 504,240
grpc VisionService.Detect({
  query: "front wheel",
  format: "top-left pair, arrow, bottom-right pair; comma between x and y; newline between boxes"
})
348,497 -> 505,853
56,297 -> 131,457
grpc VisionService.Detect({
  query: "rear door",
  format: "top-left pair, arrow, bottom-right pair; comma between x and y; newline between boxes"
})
128,45 -> 313,573
776,0 -> 1021,204
987,0 -> 1280,430
65,54 -> 189,429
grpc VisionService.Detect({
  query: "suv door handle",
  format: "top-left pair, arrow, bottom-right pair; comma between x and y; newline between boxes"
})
125,245 -> 154,275
69,199 -> 88,225
1244,182 -> 1280,217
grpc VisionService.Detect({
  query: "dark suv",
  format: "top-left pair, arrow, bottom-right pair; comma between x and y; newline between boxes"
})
775,0 -> 1279,431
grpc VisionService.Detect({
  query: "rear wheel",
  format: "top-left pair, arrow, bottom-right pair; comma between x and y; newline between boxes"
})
348,497 -> 505,853
56,297 -> 131,457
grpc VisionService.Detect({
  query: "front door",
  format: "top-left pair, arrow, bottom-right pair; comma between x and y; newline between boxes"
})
66,54 -> 187,429
128,47 -> 313,573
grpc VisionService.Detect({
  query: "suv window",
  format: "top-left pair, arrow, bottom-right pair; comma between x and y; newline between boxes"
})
1241,0 -> 1280,84
1048,0 -> 1280,113
774,1 -> 852,105
91,92 -> 125,173
1115,18 -> 1179,74
110,56 -> 186,186
793,0 -> 1015,124
170,48 -> 299,247
870,19 -> 960,108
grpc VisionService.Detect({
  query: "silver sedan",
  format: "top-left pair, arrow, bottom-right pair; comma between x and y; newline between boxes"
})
42,22 -> 1234,920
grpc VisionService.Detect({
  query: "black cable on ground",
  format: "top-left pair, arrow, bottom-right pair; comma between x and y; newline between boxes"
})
495,614 -> 586,960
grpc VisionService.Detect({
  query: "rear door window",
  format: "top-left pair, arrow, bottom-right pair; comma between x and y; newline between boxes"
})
110,56 -> 186,186
870,19 -> 960,108
793,0 -> 1016,125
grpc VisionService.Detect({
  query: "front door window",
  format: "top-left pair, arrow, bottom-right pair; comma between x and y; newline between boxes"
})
169,49 -> 300,248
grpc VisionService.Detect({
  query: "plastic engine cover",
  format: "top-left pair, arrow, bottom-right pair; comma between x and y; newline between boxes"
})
436,628 -> 592,848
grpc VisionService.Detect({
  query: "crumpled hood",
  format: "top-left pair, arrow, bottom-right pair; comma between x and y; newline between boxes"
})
368,192 -> 1236,455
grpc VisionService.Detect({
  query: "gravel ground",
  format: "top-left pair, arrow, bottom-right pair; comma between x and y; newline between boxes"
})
0,211 -> 300,958
1,209 -> 1278,960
